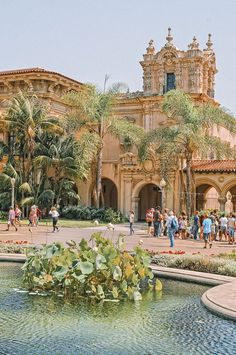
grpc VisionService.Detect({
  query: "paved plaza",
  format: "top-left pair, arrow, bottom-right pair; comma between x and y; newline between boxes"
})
0,222 -> 235,256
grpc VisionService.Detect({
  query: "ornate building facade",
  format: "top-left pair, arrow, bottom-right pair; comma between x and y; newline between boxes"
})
78,29 -> 235,219
0,30 -> 236,219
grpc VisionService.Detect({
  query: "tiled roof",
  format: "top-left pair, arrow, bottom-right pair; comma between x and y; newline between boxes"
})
0,67 -> 83,86
191,160 -> 236,172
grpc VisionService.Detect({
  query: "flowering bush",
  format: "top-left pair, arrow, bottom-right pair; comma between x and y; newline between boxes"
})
0,241 -> 29,254
159,250 -> 185,255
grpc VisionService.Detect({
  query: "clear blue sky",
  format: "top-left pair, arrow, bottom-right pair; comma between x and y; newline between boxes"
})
1,0 -> 236,113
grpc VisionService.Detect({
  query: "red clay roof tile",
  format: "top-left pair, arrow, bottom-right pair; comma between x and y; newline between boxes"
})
191,160 -> 236,172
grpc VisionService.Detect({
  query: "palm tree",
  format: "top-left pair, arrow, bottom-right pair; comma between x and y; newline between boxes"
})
140,90 -> 236,217
0,91 -> 63,181
34,133 -> 99,205
64,82 -> 144,207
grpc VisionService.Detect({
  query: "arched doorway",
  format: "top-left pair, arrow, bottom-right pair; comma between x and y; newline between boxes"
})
138,183 -> 162,220
101,178 -> 118,209
90,178 -> 118,209
196,184 -> 220,211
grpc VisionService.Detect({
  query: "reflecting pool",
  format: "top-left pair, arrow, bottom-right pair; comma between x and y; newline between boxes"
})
0,263 -> 235,355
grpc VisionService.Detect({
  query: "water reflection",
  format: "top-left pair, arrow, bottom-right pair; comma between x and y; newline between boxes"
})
0,262 -> 235,355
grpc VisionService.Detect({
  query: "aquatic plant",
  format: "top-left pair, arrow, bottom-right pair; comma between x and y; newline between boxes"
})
22,233 -> 161,301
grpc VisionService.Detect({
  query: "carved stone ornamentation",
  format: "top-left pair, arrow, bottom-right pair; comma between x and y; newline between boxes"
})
120,152 -> 137,166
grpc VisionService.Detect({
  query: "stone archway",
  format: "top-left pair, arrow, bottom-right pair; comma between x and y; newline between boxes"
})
90,178 -> 118,210
138,183 -> 162,220
101,178 -> 118,210
195,181 -> 221,211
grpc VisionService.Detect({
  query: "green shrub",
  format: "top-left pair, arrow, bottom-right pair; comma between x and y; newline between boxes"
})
0,210 -> 7,220
22,233 -> 161,301
60,206 -> 127,223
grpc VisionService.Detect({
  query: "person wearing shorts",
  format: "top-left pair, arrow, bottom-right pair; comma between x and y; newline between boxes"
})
228,213 -> 235,245
202,214 -> 212,248
219,214 -> 228,241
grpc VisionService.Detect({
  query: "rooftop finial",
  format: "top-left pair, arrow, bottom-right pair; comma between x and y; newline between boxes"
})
166,27 -> 173,44
206,33 -> 213,50
146,39 -> 155,55
188,36 -> 199,50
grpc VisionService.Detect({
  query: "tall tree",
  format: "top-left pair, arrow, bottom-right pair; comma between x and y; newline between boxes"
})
0,91 -> 63,181
64,83 -> 144,207
140,90 -> 236,217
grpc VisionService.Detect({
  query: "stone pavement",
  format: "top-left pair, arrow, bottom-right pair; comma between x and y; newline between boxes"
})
0,222 -> 236,255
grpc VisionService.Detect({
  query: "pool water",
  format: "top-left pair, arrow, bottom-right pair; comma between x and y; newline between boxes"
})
0,263 -> 235,355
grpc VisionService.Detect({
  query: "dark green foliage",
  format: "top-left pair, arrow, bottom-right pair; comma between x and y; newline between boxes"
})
61,206 -> 127,223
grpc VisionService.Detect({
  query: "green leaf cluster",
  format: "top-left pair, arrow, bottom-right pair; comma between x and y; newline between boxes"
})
22,233 -> 160,301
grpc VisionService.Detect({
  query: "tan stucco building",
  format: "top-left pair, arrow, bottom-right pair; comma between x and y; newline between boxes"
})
0,29 -> 236,218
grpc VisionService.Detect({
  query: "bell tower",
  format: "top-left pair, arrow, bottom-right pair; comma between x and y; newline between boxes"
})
140,28 -> 217,98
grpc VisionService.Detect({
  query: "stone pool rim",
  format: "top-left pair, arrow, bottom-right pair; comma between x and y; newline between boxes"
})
1,253 -> 236,322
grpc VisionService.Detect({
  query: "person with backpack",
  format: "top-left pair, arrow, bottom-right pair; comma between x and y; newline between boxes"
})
167,211 -> 178,247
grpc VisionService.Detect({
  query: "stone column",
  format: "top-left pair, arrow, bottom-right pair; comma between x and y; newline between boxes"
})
203,198 -> 207,211
123,175 -> 132,217
231,198 -> 236,213
218,196 -> 227,212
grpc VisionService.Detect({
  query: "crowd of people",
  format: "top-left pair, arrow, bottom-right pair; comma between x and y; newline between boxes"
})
5,205 -> 60,233
129,207 -> 236,248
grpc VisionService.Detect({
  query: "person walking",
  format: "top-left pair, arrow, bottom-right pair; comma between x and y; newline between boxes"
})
6,207 -> 17,232
36,206 -> 42,226
167,211 -> 178,248
29,206 -> 37,227
202,214 -> 212,248
49,207 -> 60,232
146,209 -> 153,237
209,211 -> 217,242
219,214 -> 228,242
153,207 -> 161,237
163,209 -> 168,236
15,205 -> 22,226
193,211 -> 200,240
227,213 -> 235,245
129,210 -> 135,235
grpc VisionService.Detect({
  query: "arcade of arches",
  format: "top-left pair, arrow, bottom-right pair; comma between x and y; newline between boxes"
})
89,171 -> 236,220
196,181 -> 236,213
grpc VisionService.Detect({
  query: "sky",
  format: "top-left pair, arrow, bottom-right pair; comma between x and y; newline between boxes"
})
0,0 -> 236,113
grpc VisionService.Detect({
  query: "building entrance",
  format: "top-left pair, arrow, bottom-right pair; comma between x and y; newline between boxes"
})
138,183 -> 162,220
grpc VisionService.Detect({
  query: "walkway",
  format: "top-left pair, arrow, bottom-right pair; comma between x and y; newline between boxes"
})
0,222 -> 236,255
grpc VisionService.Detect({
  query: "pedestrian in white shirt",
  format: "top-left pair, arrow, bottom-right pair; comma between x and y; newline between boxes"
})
49,207 -> 60,233
219,214 -> 228,241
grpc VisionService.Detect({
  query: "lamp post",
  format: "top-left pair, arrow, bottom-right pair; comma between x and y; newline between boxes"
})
11,177 -> 16,208
160,178 -> 166,212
